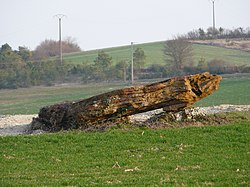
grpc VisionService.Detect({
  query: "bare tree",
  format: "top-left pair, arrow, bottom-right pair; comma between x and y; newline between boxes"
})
33,38 -> 81,60
163,37 -> 193,72
133,48 -> 146,70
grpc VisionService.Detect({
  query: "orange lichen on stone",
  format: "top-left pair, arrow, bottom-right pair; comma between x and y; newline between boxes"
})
31,72 -> 221,131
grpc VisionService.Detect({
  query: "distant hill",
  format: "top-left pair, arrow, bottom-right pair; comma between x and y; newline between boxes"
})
62,39 -> 250,67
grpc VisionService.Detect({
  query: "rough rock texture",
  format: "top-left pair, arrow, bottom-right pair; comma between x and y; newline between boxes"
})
31,72 -> 221,131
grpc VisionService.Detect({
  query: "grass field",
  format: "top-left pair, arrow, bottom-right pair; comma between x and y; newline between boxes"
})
0,75 -> 249,115
0,121 -> 249,186
62,41 -> 250,67
62,42 -> 165,66
0,83 -> 126,115
194,75 -> 250,107
1,39 -> 250,186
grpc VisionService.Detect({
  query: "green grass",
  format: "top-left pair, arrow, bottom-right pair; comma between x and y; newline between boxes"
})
0,122 -> 249,186
0,83 -> 126,115
193,44 -> 250,66
0,75 -> 249,115
62,41 -> 250,67
195,75 -> 250,107
63,41 -> 165,67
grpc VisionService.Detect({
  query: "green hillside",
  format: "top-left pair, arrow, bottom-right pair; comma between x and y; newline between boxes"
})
63,41 -> 250,67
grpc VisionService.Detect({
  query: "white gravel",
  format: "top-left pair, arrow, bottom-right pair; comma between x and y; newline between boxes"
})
0,115 -> 37,136
130,104 -> 250,122
0,115 -> 37,128
197,104 -> 250,114
0,105 -> 249,136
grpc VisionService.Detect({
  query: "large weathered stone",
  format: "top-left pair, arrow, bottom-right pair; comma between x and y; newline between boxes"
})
31,72 -> 221,131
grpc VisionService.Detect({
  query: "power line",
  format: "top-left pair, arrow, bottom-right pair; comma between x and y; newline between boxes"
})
54,14 -> 66,64
211,0 -> 216,37
131,42 -> 134,84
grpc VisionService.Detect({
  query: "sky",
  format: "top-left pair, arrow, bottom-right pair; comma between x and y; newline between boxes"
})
1,0 -> 249,51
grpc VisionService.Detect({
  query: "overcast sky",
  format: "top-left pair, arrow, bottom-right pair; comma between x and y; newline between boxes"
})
1,0 -> 249,51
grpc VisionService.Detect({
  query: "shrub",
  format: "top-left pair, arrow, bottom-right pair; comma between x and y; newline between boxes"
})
207,59 -> 239,74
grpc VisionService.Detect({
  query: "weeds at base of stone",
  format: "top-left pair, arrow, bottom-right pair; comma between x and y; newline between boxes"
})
72,111 -> 250,132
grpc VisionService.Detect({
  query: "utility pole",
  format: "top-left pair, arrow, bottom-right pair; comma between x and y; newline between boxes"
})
123,61 -> 127,83
212,0 -> 216,38
131,42 -> 134,84
54,14 -> 66,64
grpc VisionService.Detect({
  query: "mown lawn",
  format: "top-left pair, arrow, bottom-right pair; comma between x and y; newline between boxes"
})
0,122 -> 249,186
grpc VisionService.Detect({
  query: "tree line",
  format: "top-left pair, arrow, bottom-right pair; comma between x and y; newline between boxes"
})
184,27 -> 250,40
1,39 -> 249,89
0,43 -> 68,88
162,37 -> 250,77
0,42 -> 147,88
61,34 -> 249,84
0,37 -> 82,89
69,48 -> 147,83
1,26 -> 250,89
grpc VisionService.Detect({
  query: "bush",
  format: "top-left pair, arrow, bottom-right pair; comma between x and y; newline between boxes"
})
239,65 -> 250,73
207,59 -> 239,74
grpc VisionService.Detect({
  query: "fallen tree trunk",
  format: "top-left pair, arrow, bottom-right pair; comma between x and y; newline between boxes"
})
31,72 -> 221,131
